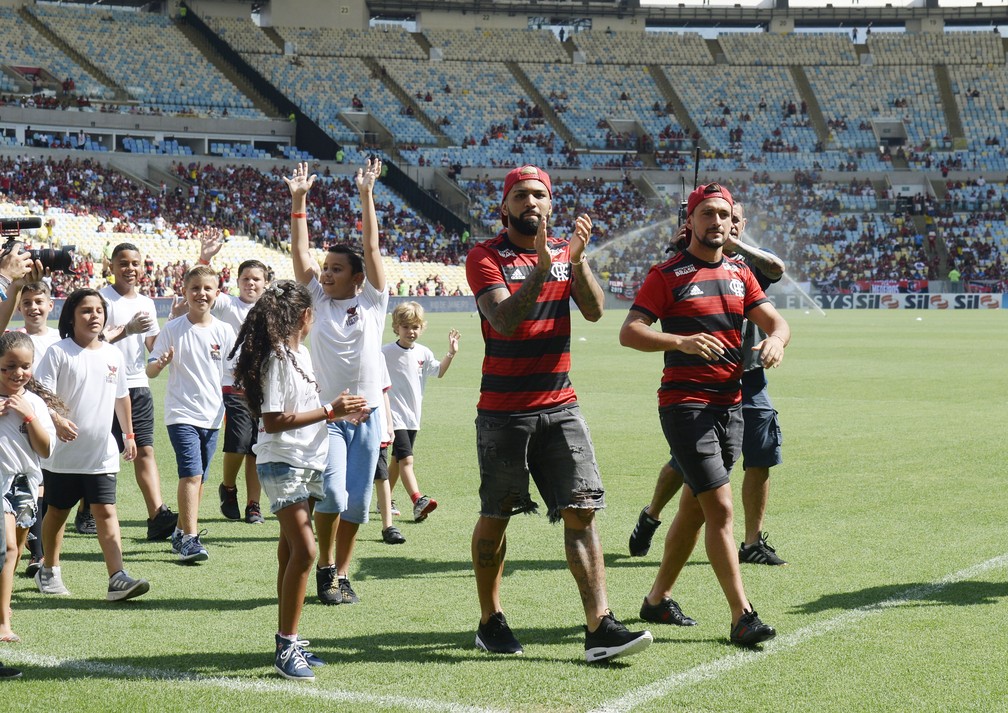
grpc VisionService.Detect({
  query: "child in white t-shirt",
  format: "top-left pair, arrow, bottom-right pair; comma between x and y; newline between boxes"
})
147,266 -> 235,564
0,331 -> 60,642
0,278 -> 60,574
34,289 -> 150,601
232,280 -> 367,680
286,159 -> 388,605
101,242 -> 177,542
196,232 -> 272,525
381,301 -> 459,522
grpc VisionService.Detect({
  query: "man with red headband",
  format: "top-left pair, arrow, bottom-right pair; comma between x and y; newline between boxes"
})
465,165 -> 652,663
619,183 -> 791,647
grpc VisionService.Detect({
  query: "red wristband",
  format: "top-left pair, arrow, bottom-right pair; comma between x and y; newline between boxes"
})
125,433 -> 135,439
23,415 -> 34,425
197,258 -> 210,265
291,212 -> 307,219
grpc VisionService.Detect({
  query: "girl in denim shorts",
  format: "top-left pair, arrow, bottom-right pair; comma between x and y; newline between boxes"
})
230,280 -> 367,681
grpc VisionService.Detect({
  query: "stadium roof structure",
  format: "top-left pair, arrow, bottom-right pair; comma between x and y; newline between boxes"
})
364,0 -> 1008,28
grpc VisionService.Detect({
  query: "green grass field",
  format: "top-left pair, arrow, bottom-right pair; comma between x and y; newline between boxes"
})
4,308 -> 1007,712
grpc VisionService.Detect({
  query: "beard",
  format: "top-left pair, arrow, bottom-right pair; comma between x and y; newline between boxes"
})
697,229 -> 726,249
507,209 -> 542,236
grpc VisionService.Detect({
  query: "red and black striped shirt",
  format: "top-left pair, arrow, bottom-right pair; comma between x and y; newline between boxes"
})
631,250 -> 768,408
466,231 -> 576,414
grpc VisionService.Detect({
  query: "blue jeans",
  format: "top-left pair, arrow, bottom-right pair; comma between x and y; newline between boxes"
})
316,405 -> 382,523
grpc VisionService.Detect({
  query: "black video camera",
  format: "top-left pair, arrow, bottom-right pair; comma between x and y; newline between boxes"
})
0,217 -> 76,272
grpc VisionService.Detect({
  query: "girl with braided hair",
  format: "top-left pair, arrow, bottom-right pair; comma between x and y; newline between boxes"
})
230,279 -> 367,681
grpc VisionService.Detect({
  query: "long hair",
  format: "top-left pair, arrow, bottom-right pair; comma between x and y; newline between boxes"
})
230,280 -> 317,418
0,331 -> 67,416
58,288 -> 107,339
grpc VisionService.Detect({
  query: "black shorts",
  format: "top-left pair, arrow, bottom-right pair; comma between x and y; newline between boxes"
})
391,429 -> 418,460
223,391 -> 258,455
373,445 -> 389,482
112,386 -> 155,450
659,404 -> 743,496
42,470 -> 118,508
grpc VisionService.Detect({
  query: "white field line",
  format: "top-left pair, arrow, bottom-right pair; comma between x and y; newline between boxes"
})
589,552 -> 1008,713
0,648 -> 508,713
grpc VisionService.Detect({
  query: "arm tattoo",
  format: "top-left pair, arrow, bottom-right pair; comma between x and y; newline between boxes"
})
484,267 -> 549,336
732,242 -> 784,280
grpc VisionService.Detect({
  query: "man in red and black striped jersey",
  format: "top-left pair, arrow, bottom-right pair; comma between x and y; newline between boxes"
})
465,165 -> 652,663
619,183 -> 791,648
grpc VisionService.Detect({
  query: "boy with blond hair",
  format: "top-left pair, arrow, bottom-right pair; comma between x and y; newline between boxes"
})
147,265 -> 235,563
381,301 -> 459,523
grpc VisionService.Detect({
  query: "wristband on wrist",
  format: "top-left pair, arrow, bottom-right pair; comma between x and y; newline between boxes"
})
322,403 -> 335,421
570,255 -> 586,266
197,257 -> 210,266
291,212 -> 307,219
23,414 -> 34,425
125,433 -> 135,439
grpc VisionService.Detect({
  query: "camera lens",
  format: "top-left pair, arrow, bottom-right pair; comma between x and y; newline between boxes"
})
29,247 -> 74,272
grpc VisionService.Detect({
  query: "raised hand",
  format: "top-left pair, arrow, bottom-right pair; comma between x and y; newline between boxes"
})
534,208 -> 552,269
283,161 -> 316,199
447,328 -> 460,356
570,213 -> 592,263
355,158 -> 381,194
199,230 -> 225,264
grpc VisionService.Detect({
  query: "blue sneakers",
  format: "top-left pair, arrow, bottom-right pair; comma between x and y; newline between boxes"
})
177,531 -> 209,563
275,635 -> 315,681
296,639 -> 325,667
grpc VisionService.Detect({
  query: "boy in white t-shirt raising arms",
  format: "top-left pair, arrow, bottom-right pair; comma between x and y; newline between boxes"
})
147,266 -> 235,564
381,301 -> 459,522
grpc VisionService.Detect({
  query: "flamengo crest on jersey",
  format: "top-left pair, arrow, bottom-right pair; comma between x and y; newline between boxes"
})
630,250 -> 768,409
465,231 -> 578,414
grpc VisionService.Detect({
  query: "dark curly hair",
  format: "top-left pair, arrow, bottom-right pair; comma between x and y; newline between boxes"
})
229,280 -> 317,418
0,331 -> 67,416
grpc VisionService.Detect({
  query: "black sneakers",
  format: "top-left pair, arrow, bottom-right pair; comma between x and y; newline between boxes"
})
382,526 -> 406,544
146,505 -> 178,541
219,484 -> 241,521
475,612 -> 524,655
584,611 -> 653,663
730,608 -> 776,647
639,596 -> 697,627
317,565 -> 341,605
74,506 -> 97,535
0,661 -> 22,680
338,577 -> 359,604
739,532 -> 787,566
629,507 -> 661,557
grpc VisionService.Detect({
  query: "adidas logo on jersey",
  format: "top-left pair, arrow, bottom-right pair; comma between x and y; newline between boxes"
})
688,285 -> 704,297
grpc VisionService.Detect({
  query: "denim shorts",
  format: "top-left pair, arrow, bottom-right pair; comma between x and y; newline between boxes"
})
316,404 -> 382,522
475,405 -> 605,524
258,461 -> 324,515
741,406 -> 783,470
167,423 -> 220,482
3,473 -> 40,528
